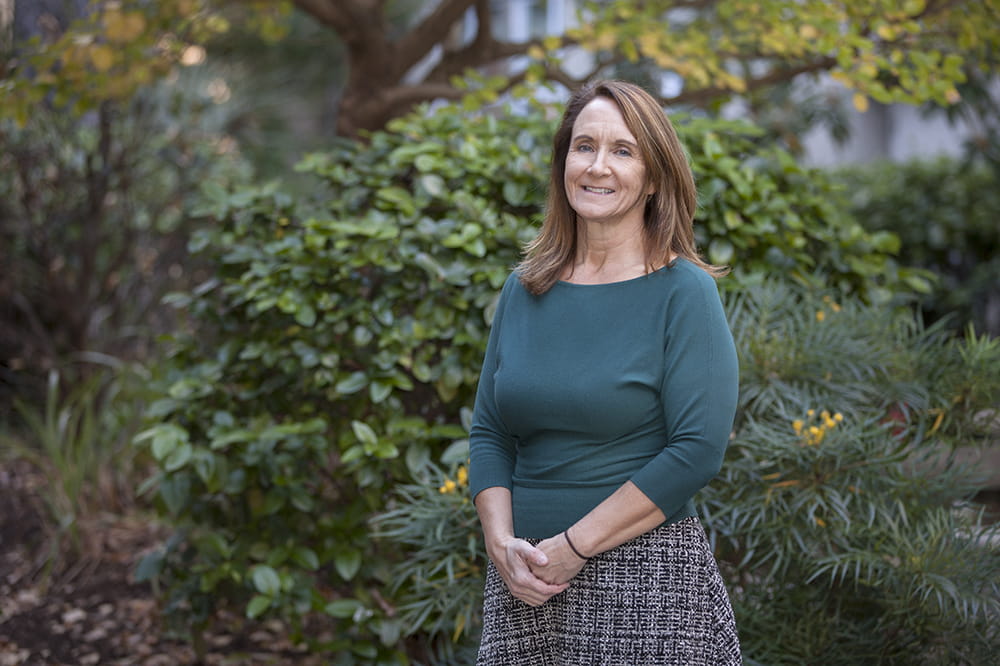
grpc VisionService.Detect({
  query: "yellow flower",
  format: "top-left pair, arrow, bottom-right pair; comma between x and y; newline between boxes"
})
456,466 -> 468,486
830,302 -> 841,312
807,409 -> 815,417
834,412 -> 844,422
438,479 -> 458,494
792,419 -> 804,434
815,310 -> 826,322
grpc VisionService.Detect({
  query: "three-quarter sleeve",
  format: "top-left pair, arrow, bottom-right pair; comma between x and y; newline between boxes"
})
628,271 -> 739,521
468,275 -> 519,502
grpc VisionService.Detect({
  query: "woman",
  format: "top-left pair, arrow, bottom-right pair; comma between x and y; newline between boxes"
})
468,80 -> 741,664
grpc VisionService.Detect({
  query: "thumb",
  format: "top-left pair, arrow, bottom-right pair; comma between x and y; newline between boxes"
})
512,540 -> 547,566
526,545 -> 548,566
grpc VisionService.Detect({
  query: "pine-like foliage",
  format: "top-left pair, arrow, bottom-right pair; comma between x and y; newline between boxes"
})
703,280 -> 1000,664
381,279 -> 1000,664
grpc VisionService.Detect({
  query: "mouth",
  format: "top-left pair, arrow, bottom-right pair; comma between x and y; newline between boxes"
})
582,186 -> 614,194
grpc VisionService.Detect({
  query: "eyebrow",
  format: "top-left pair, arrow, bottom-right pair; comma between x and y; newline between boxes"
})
572,134 -> 639,149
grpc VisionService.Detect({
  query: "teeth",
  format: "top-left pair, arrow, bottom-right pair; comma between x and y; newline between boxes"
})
584,186 -> 613,194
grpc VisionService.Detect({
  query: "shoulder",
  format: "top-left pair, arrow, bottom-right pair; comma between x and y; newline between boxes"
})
661,258 -> 722,300
488,270 -> 528,325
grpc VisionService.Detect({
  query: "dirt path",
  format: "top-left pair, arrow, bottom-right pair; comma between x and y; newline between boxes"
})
0,461 -> 325,665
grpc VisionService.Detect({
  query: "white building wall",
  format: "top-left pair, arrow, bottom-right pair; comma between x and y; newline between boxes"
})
800,81 -> 981,167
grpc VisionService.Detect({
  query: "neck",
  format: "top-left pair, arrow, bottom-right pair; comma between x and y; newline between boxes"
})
568,217 -> 648,281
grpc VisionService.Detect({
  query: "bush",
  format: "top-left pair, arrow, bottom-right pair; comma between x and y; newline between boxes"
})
136,97 -> 930,661
0,83 -> 251,413
840,157 -> 1000,336
380,282 -> 1000,663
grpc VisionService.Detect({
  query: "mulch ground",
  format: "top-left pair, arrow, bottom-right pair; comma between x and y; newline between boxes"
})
0,461 -> 327,665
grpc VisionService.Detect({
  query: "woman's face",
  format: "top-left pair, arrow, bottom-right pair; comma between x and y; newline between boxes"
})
563,97 -> 654,228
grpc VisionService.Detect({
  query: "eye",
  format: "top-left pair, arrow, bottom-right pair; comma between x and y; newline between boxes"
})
615,147 -> 633,157
575,143 -> 594,153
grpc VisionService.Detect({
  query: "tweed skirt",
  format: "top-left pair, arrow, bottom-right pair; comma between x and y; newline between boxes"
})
476,517 -> 741,665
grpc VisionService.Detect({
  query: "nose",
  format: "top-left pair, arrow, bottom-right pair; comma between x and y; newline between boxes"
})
587,149 -> 610,176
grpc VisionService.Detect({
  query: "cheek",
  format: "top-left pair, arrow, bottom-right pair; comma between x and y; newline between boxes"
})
564,155 -> 585,179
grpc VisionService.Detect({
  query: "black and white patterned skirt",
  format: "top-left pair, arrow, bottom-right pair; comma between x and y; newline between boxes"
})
476,517 -> 741,665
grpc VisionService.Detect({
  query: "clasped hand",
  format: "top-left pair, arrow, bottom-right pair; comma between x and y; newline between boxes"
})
490,535 -> 587,607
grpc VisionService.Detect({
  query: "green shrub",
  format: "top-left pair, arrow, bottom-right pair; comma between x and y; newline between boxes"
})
379,282 -> 1000,663
840,157 -> 1000,336
711,281 -> 1000,664
136,97 -> 930,661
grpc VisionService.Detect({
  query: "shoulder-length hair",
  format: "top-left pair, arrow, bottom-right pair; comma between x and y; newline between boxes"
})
517,79 -> 726,295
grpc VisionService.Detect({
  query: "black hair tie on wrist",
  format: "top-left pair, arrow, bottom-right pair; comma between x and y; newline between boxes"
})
563,530 -> 592,561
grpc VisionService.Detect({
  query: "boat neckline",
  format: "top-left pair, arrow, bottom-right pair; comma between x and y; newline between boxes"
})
554,259 -> 683,288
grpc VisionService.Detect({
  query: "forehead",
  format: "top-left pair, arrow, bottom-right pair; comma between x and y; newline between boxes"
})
572,97 -> 636,141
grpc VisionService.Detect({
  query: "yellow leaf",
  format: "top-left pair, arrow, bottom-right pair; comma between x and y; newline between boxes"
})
593,30 -> 616,51
830,71 -> 851,86
89,44 -> 115,72
929,409 -> 946,433
526,45 -> 545,60
945,88 -> 961,104
877,24 -> 896,41
123,12 -> 147,40
542,35 -> 562,51
105,10 -> 147,43
852,93 -> 869,112
799,25 -> 819,40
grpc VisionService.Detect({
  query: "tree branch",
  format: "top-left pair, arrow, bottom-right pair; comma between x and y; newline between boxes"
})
289,0 -> 355,35
666,56 -> 837,107
426,35 -> 542,83
383,81 -> 466,109
394,0 -> 475,78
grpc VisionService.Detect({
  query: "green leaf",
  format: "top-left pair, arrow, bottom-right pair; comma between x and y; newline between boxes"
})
295,303 -> 317,327
334,549 -> 362,581
369,381 -> 392,404
336,371 -> 368,395
164,442 -> 193,472
159,473 -> 190,516
251,565 -> 281,596
246,594 -> 272,619
325,599 -> 362,619
351,420 -> 378,447
291,546 -> 319,571
441,438 -> 470,464
709,238 -> 735,264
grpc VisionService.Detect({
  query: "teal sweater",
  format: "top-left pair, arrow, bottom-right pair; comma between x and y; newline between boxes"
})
468,258 -> 739,539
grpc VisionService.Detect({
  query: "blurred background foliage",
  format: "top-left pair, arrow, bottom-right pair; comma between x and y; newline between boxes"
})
1,0 -> 998,664
842,157 -> 1000,337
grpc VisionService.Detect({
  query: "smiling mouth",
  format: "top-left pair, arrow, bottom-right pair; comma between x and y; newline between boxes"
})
583,186 -> 614,194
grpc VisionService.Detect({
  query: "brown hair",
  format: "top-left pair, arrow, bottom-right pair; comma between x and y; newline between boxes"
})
517,79 -> 726,295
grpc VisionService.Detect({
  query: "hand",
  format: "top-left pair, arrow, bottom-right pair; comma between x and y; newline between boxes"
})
528,532 -> 587,585
487,537 -> 569,607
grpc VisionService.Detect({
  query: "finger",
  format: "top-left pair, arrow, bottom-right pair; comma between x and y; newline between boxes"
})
511,540 -> 548,566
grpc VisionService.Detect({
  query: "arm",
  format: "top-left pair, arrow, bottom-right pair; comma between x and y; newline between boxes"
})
530,481 -> 665,584
469,276 -> 568,605
532,272 -> 738,583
